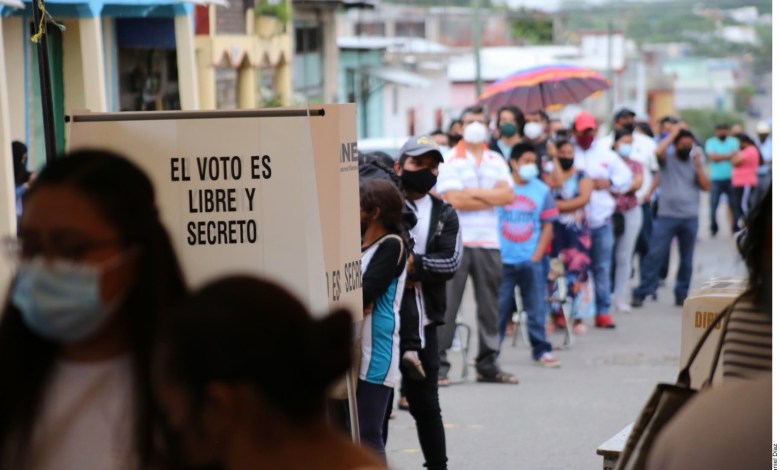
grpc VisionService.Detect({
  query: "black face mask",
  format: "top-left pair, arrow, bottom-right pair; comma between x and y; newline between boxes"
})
448,134 -> 462,147
622,123 -> 635,134
401,168 -> 438,194
558,158 -> 575,171
718,135 -> 727,142
677,147 -> 692,160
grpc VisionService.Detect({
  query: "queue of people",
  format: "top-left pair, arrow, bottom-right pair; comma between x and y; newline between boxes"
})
0,106 -> 769,470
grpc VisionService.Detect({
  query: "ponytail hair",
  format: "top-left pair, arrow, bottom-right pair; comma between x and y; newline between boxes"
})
157,276 -> 352,424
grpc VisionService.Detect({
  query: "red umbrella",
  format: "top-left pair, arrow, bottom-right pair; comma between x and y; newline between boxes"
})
478,64 -> 610,113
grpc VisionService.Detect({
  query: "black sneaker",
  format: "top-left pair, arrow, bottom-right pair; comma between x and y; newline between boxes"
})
631,295 -> 644,308
675,298 -> 685,307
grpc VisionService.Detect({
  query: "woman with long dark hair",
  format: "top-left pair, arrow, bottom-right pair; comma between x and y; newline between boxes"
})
732,133 -> 761,226
0,149 -> 187,469
358,178 -> 408,460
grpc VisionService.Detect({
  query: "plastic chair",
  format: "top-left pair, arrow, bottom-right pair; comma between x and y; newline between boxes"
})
449,312 -> 472,383
511,256 -> 575,348
545,256 -> 575,348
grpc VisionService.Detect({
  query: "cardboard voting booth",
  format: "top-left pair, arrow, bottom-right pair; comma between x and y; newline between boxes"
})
67,105 -> 364,438
67,106 -> 362,320
679,277 -> 746,389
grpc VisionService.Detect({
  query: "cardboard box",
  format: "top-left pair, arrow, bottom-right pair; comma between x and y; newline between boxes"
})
680,278 -> 746,389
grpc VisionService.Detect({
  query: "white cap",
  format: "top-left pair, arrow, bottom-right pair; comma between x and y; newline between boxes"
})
756,121 -> 771,134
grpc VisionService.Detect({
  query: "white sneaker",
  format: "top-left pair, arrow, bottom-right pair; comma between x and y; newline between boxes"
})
615,302 -> 631,314
537,352 -> 561,368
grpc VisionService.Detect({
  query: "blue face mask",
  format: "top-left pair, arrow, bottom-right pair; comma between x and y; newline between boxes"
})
618,143 -> 632,158
11,257 -> 120,343
518,163 -> 539,181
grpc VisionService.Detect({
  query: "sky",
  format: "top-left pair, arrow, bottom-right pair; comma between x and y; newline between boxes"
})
505,0 -> 603,12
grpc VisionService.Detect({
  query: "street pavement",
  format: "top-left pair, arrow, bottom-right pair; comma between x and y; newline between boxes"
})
386,198 -> 746,470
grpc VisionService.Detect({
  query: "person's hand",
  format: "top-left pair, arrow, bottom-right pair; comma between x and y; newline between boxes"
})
530,253 -> 542,263
642,193 -> 653,204
406,253 -> 415,275
363,303 -> 374,318
593,178 -> 611,190
547,140 -> 558,160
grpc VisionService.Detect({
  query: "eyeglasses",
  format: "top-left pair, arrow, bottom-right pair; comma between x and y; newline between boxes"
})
2,235 -> 123,263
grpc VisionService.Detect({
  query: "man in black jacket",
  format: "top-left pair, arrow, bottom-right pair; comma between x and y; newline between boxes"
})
394,135 -> 462,470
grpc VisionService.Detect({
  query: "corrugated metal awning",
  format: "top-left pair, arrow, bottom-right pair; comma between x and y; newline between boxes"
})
0,0 -> 24,8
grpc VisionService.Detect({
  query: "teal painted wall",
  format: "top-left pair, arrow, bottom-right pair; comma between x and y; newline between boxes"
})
339,49 -> 384,139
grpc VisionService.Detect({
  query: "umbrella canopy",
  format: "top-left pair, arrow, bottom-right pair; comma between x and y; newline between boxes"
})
478,64 -> 610,113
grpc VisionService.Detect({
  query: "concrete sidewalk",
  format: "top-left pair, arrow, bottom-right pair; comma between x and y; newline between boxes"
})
386,206 -> 745,470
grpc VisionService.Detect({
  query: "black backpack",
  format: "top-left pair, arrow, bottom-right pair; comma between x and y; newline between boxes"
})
358,151 -> 417,251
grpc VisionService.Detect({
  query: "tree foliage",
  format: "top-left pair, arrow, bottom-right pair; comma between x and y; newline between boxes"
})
679,108 -> 745,142
558,0 -> 770,76
511,17 -> 554,44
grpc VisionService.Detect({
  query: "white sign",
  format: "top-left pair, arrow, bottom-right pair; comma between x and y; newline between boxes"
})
67,106 -> 362,317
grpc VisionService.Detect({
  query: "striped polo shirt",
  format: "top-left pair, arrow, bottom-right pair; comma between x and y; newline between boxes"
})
436,142 -> 513,249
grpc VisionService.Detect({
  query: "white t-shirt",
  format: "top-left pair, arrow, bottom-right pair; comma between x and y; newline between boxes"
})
409,194 -> 432,255
574,143 -> 633,228
597,132 -> 659,201
436,146 -> 513,248
28,356 -> 135,470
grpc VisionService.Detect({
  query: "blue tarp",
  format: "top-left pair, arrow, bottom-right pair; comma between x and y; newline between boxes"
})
1,0 -> 191,17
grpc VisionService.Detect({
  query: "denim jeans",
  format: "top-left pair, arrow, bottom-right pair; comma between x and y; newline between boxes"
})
590,224 -> 615,315
634,216 -> 699,302
710,179 -> 738,234
498,260 -> 552,360
634,202 -> 654,262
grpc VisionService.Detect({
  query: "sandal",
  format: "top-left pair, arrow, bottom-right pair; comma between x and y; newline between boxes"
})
437,377 -> 450,387
476,372 -> 519,385
397,396 -> 410,411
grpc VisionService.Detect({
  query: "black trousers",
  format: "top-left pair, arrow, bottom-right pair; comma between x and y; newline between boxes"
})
400,287 -> 423,352
402,324 -> 448,470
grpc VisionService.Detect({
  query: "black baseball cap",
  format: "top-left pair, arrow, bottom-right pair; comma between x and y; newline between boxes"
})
399,135 -> 444,162
613,108 -> 636,122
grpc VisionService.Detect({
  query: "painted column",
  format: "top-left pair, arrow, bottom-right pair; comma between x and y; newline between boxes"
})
237,63 -> 257,109
0,18 -> 17,290
273,59 -> 292,106
78,16 -> 108,112
322,10 -> 340,103
196,38 -> 216,109
3,16 -> 24,140
175,14 -> 200,110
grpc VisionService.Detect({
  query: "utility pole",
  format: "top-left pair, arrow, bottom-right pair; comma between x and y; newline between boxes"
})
606,19 -> 615,115
32,0 -> 57,163
472,0 -> 482,98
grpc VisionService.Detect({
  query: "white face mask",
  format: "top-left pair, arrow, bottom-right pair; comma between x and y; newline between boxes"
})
463,122 -> 488,144
524,122 -> 544,140
11,256 -> 125,343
